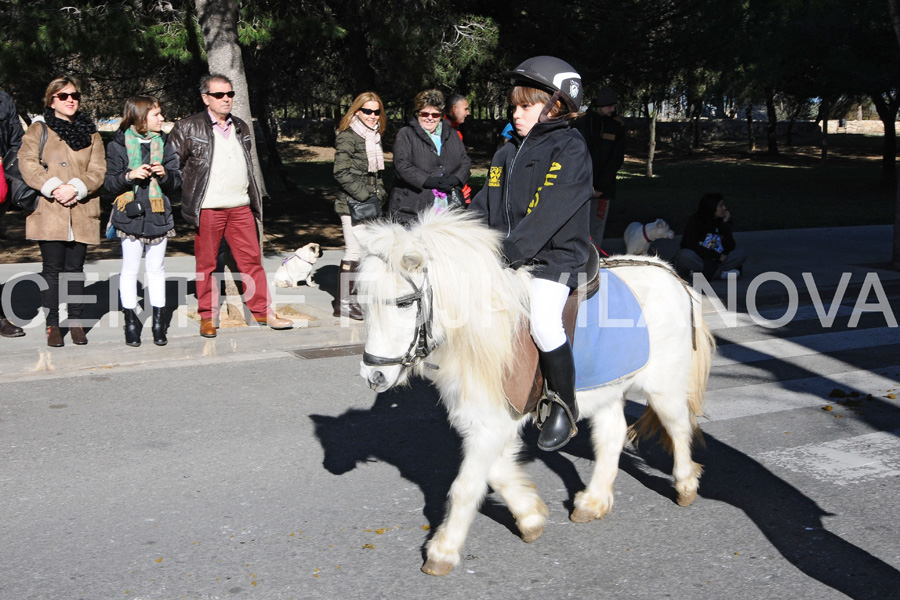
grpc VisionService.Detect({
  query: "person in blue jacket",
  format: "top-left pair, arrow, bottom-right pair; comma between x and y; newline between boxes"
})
471,56 -> 593,451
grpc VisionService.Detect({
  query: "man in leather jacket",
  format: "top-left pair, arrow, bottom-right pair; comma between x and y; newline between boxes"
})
168,74 -> 292,338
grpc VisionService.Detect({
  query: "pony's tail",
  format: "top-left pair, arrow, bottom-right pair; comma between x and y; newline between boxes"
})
629,290 -> 715,452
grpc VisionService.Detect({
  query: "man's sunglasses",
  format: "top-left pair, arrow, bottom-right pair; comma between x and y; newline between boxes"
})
418,111 -> 441,119
205,91 -> 236,99
54,92 -> 82,102
359,107 -> 381,116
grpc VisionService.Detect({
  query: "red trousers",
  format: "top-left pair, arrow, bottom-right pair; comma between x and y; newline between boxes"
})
195,205 -> 270,320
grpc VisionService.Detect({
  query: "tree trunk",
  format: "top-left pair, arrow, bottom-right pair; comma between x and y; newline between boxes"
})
646,100 -> 657,178
194,0 -> 267,212
765,88 -> 778,155
891,0 -> 900,269
871,93 -> 898,189
819,98 -> 830,162
746,104 -> 755,153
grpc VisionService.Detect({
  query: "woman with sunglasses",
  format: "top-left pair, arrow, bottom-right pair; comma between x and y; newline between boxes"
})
104,95 -> 181,346
388,89 -> 470,226
18,75 -> 106,347
332,92 -> 388,320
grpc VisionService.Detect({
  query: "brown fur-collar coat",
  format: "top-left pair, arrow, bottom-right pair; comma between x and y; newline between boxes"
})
19,120 -> 106,244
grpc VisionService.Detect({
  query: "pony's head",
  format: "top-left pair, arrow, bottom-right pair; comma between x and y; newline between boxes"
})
356,209 -> 530,394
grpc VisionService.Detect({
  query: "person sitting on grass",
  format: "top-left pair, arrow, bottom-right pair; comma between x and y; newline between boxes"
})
675,192 -> 748,281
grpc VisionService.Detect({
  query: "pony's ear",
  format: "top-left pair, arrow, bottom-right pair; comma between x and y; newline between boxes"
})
401,242 -> 427,273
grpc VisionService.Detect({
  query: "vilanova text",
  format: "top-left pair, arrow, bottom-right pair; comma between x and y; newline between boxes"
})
694,271 -> 897,329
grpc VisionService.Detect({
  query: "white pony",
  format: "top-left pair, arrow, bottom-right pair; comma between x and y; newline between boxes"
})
357,210 -> 714,576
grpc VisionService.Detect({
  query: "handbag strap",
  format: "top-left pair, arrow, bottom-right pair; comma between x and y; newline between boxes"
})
38,121 -> 48,169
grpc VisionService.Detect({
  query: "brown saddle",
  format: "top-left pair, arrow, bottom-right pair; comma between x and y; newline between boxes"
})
504,246 -> 602,415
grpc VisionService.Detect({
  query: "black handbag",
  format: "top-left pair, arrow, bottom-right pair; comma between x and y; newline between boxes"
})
3,121 -> 48,212
348,195 -> 382,224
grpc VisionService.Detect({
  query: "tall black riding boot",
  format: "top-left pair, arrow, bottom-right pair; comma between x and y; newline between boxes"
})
123,308 -> 142,347
151,306 -> 168,346
332,260 -> 364,321
537,341 -> 580,451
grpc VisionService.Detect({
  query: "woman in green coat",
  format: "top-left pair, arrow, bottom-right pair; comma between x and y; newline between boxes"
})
332,92 -> 387,320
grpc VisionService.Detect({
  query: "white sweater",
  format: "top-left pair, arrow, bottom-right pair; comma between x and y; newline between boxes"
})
201,129 -> 250,209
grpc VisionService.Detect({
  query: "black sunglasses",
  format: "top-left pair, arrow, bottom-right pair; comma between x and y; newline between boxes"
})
205,91 -> 236,99
418,111 -> 441,119
54,92 -> 82,101
359,107 -> 381,116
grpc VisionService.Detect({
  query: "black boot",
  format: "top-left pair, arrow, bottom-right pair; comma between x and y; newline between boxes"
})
123,308 -> 142,347
332,260 -> 364,321
537,341 -> 579,451
0,285 -> 24,338
151,307 -> 167,346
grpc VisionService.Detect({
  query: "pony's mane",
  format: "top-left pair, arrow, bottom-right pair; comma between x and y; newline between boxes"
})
358,209 -> 531,405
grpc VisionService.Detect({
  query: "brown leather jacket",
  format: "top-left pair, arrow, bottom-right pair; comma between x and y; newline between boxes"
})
168,110 -> 262,227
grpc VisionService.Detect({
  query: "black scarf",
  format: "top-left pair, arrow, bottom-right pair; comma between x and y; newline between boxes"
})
43,110 -> 97,151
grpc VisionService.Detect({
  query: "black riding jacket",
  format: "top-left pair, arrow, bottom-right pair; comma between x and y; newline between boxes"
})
471,119 -> 592,288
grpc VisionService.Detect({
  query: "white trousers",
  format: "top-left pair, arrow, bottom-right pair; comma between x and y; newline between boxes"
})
529,277 -> 570,352
120,238 -> 168,309
340,214 -> 365,262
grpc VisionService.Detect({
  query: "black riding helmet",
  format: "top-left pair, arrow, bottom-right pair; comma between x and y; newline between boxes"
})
504,56 -> 583,121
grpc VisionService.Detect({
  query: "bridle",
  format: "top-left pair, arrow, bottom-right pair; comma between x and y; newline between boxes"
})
361,266 -> 440,370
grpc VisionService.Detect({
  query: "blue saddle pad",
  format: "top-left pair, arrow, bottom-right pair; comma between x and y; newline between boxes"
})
573,269 -> 650,391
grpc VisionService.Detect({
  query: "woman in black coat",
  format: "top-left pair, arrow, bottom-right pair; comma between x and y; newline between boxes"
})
104,95 -> 181,347
389,89 -> 471,226
676,192 -> 748,280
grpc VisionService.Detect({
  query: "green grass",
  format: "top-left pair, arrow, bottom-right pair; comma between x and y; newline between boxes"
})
616,158 -> 893,235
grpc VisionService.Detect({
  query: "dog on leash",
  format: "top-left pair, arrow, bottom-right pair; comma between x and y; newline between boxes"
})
624,219 -> 674,255
274,243 -> 321,288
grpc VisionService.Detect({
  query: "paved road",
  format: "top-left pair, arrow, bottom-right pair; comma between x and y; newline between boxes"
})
1,290 -> 898,599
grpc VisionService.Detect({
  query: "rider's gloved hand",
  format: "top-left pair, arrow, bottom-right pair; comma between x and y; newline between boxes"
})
501,238 -> 525,270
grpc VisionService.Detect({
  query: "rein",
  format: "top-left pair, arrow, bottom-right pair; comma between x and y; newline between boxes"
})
361,266 -> 440,370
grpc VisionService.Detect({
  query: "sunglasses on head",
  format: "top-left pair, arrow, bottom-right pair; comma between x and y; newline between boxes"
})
418,111 -> 441,119
54,92 -> 81,102
205,91 -> 236,99
359,107 -> 381,116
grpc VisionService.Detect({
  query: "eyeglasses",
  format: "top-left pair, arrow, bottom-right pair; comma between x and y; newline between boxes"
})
205,91 -> 236,99
54,92 -> 81,102
418,111 -> 441,119
359,107 -> 381,116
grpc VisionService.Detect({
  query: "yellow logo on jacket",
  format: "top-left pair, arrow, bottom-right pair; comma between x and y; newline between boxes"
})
488,166 -> 503,187
527,162 -> 562,214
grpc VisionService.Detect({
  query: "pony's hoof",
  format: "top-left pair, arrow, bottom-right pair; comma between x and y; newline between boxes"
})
570,507 -> 598,523
422,559 -> 454,576
677,489 -> 697,507
520,525 -> 544,543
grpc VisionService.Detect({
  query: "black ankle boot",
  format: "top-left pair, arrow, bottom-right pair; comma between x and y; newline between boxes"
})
123,308 -> 142,347
537,341 -> 579,451
151,306 -> 167,346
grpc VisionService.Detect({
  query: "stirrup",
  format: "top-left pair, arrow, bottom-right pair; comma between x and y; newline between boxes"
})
534,383 -> 578,438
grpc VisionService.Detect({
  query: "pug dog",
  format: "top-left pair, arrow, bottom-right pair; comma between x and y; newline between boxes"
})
274,243 -> 321,288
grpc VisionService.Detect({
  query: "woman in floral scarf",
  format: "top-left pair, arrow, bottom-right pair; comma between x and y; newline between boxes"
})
332,91 -> 388,320
104,96 -> 181,347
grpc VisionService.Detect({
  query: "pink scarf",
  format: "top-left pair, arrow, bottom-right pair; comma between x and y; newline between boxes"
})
350,116 -> 385,172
